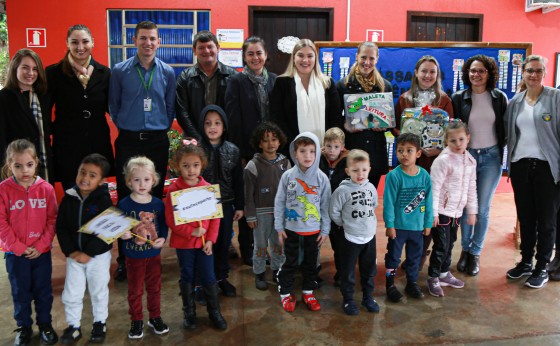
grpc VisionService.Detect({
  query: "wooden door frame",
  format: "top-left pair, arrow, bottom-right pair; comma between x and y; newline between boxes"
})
407,11 -> 484,41
248,6 -> 334,39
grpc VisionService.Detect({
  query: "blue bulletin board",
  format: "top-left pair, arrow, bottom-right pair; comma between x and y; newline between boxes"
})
316,42 -> 532,102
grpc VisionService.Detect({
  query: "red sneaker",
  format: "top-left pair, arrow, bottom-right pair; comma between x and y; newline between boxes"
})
302,293 -> 321,311
281,294 -> 296,312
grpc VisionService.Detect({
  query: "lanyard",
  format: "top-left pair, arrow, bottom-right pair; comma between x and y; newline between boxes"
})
136,65 -> 155,98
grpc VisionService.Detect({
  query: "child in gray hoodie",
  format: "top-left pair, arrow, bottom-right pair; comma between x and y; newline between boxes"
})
329,149 -> 380,315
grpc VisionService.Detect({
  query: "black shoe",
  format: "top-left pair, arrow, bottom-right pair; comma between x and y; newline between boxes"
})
507,262 -> 533,279
180,283 -> 197,329
342,300 -> 359,316
90,322 -> 106,343
218,279 -> 237,297
405,282 -> 425,299
114,264 -> 127,282
13,326 -> 32,346
128,320 -> 143,339
148,317 -> 169,335
386,285 -> 404,302
195,286 -> 207,306
457,251 -> 470,272
272,270 -> 279,285
60,326 -> 81,344
204,284 -> 228,330
467,254 -> 480,276
39,323 -> 58,345
525,269 -> 549,289
255,273 -> 267,290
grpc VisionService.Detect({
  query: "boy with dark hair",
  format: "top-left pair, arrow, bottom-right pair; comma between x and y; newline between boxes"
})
383,133 -> 433,303
56,154 -> 114,343
274,132 -> 331,312
244,122 -> 291,290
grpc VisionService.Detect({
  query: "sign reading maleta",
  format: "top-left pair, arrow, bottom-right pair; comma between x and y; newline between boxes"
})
26,28 -> 47,48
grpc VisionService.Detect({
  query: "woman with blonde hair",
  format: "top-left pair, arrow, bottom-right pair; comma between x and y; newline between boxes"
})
270,39 -> 342,146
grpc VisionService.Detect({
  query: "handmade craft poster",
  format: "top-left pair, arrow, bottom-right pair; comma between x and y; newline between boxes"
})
343,92 -> 395,130
79,207 -> 139,244
171,184 -> 223,226
401,106 -> 450,150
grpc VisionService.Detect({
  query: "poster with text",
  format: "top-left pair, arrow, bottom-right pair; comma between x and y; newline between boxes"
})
171,184 -> 223,226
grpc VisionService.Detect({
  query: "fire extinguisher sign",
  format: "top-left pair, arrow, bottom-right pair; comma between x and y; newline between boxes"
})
26,28 -> 47,48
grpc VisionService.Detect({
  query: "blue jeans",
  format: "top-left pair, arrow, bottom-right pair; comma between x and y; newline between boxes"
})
460,146 -> 502,255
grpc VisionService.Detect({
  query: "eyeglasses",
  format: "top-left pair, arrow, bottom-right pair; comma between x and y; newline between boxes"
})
468,69 -> 488,75
524,69 -> 544,75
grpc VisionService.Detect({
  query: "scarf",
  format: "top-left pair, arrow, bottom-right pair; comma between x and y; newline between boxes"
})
243,65 -> 270,121
295,72 -> 326,142
354,69 -> 376,93
68,53 -> 94,89
29,91 -> 49,181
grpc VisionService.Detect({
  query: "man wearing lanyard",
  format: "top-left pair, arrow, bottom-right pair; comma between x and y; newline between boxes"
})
109,21 -> 176,281
175,30 -> 237,140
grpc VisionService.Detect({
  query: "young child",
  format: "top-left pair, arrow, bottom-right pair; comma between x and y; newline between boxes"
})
274,132 -> 331,312
383,133 -> 433,302
199,104 -> 244,297
56,154 -> 113,343
244,122 -> 291,290
427,121 -> 477,297
329,149 -> 379,315
117,156 -> 169,338
0,140 -> 58,346
319,127 -> 349,286
164,139 -> 227,330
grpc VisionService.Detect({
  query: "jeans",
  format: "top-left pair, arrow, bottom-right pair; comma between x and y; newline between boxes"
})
461,146 -> 502,255
385,230 -> 424,283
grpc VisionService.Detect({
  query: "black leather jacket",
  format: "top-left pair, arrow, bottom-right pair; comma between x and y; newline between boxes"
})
175,62 -> 238,140
451,88 -> 508,158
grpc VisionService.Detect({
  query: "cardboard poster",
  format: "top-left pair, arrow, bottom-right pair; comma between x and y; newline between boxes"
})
79,207 -> 139,245
343,92 -> 395,130
171,184 -> 223,226
401,107 -> 450,149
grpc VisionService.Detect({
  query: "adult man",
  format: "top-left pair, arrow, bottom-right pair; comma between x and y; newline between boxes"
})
175,30 -> 237,140
109,21 -> 176,281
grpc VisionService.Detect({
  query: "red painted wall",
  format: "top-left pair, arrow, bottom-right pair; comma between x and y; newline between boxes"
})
6,0 -> 560,85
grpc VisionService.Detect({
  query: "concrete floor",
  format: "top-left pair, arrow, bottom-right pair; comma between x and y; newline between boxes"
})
2,192 -> 560,345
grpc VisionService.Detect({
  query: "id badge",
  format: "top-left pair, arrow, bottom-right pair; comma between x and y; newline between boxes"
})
144,98 -> 152,112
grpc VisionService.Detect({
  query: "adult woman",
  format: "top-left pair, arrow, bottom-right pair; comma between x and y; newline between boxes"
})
270,39 -> 342,147
336,41 -> 392,188
46,24 -> 114,189
0,49 -> 53,182
395,55 -> 453,171
452,55 -> 507,276
224,36 -> 277,265
504,55 -> 560,289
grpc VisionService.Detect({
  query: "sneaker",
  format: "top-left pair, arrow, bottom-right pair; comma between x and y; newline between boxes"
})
39,323 -> 58,345
405,282 -> 425,299
128,320 -> 143,339
342,300 -> 359,316
302,292 -> 321,311
361,297 -> 380,313
525,269 -> 549,289
255,273 -> 267,290
427,277 -> 444,297
13,326 -> 32,346
60,326 -> 81,344
218,279 -> 237,297
195,286 -> 207,306
281,294 -> 296,312
148,317 -> 169,335
114,264 -> 127,282
90,322 -> 106,343
386,285 -> 403,303
507,262 -> 533,279
439,272 -> 465,288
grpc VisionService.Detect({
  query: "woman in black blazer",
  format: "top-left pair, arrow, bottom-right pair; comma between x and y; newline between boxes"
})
0,48 -> 53,182
270,39 -> 342,148
46,24 -> 114,189
225,36 -> 277,163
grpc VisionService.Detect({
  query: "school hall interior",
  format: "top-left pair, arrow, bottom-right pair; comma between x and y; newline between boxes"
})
2,0 -> 560,344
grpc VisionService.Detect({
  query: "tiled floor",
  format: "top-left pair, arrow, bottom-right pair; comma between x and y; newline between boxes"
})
2,192 -> 560,345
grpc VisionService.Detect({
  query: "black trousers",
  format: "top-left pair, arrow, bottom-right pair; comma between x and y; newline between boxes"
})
213,203 -> 234,280
510,159 -> 560,270
339,235 -> 377,301
115,129 -> 169,265
237,217 -> 254,261
428,215 -> 459,277
278,230 -> 319,295
329,223 -> 344,278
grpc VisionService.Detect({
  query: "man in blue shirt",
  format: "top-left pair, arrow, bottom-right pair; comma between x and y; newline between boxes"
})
109,20 -> 176,281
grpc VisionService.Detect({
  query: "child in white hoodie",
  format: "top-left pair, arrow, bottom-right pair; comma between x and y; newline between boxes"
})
427,121 -> 478,297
